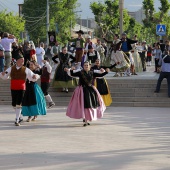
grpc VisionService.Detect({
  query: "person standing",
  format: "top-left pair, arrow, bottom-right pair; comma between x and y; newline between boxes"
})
91,59 -> 116,106
50,41 -> 61,68
96,39 -> 105,65
69,30 -> 85,69
0,44 -> 5,72
0,32 -> 16,70
65,61 -> 109,126
22,60 -> 46,122
139,41 -> 148,71
146,45 -> 152,66
0,54 -> 40,126
52,46 -> 77,92
84,45 -> 100,66
154,50 -> 170,97
36,42 -> 45,67
152,44 -> 162,73
40,57 -> 55,108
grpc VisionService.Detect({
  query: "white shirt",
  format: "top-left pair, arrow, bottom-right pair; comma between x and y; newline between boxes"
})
36,47 -> 45,56
0,65 -> 40,81
0,37 -> 15,51
43,62 -> 52,73
85,42 -> 96,51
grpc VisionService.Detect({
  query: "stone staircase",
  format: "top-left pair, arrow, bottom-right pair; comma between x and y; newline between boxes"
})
0,77 -> 170,107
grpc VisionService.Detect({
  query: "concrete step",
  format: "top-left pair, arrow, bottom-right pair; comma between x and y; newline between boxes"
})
110,102 -> 170,107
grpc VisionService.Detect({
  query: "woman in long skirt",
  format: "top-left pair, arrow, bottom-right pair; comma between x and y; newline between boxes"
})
65,61 -> 109,126
52,46 -> 77,92
91,59 -> 116,106
22,61 -> 46,122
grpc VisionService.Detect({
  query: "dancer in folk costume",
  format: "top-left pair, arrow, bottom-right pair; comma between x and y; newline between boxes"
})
22,61 -> 46,122
103,34 -> 130,76
65,61 -> 109,126
121,33 -> 138,76
0,54 -> 40,126
91,59 -> 116,106
52,46 -> 77,92
68,30 -> 85,69
40,57 -> 55,108
84,45 -> 100,66
131,44 -> 143,73
96,39 -> 105,65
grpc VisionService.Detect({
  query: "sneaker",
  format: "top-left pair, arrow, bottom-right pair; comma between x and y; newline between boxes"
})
48,102 -> 55,109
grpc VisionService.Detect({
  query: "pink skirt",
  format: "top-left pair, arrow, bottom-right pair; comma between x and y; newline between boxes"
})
66,86 -> 106,121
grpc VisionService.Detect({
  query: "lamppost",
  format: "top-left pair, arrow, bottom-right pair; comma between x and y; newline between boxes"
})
119,0 -> 124,35
46,0 -> 56,45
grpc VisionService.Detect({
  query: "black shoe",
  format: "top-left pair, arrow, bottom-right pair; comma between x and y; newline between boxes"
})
14,121 -> 20,126
65,90 -> 68,93
87,122 -> 90,125
154,90 -> 159,93
19,118 -> 23,123
83,123 -> 87,127
83,119 -> 85,123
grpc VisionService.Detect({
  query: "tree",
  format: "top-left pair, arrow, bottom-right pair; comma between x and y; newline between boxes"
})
0,10 -> 25,40
142,0 -> 170,40
22,0 -> 78,44
90,0 -> 136,39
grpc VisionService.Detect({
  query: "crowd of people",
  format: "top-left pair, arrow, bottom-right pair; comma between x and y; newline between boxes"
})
0,30 -> 170,127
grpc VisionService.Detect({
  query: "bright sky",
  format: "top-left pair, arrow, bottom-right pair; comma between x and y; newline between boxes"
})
0,0 -> 160,18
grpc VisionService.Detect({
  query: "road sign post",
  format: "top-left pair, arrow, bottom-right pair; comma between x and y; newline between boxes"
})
156,24 -> 166,36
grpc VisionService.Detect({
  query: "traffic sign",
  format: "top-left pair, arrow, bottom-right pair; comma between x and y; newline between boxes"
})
156,24 -> 166,36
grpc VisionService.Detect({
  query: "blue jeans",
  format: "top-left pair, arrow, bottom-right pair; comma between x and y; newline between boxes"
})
0,57 -> 4,72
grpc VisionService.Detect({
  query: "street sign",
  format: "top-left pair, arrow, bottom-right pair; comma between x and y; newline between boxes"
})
156,24 -> 166,36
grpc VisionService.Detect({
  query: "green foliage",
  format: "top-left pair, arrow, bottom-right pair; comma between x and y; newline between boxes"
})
0,10 -> 25,40
143,0 -> 170,40
90,0 -> 141,40
90,0 -> 120,36
22,0 -> 78,44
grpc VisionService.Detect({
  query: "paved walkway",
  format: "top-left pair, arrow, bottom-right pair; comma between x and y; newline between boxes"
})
0,106 -> 170,170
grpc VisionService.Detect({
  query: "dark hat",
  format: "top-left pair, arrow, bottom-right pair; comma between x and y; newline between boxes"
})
44,56 -> 50,62
88,45 -> 93,50
122,32 -> 127,36
76,30 -> 84,34
16,53 -> 24,61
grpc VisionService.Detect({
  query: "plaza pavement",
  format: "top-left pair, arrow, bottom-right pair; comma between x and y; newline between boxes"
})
0,105 -> 170,170
1,65 -> 170,169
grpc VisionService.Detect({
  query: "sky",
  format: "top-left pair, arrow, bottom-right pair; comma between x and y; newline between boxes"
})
0,0 -> 160,18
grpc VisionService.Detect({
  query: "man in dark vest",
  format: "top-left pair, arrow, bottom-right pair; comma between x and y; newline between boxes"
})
0,54 -> 40,126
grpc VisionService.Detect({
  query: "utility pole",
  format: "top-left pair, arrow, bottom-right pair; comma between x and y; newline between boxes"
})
47,0 -> 50,45
119,0 -> 124,35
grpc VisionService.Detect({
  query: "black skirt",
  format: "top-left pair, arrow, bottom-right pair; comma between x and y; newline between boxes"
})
83,85 -> 100,108
22,81 -> 37,106
96,78 -> 108,95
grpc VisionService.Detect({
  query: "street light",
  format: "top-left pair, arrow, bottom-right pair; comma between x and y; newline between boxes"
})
119,0 -> 124,35
46,0 -> 57,45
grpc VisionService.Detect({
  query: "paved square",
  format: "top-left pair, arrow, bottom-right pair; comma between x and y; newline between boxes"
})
0,106 -> 170,170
